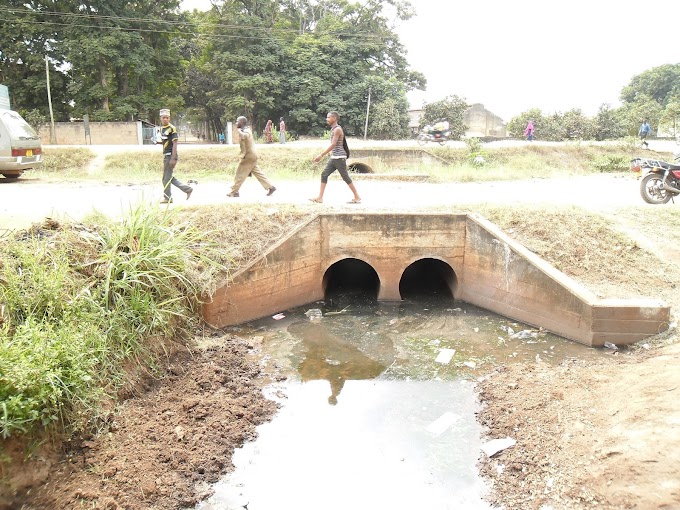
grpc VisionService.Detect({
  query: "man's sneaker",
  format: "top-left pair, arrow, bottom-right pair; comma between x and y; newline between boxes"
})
267,186 -> 276,196
227,191 -> 240,197
186,187 -> 193,200
160,198 -> 173,204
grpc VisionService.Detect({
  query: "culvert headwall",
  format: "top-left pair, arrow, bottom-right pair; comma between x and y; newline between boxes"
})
203,213 -> 670,347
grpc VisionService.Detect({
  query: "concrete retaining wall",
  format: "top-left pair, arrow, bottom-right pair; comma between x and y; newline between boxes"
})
203,213 -> 671,346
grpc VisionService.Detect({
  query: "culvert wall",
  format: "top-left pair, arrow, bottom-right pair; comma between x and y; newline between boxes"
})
202,213 -> 670,347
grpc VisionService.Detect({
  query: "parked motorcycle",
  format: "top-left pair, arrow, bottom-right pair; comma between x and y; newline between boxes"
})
416,129 -> 450,146
630,153 -> 680,204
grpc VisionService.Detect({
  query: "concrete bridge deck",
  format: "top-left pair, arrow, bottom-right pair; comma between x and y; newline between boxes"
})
202,213 -> 670,347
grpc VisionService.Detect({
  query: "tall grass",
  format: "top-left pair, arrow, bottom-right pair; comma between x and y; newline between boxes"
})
0,205 -> 226,438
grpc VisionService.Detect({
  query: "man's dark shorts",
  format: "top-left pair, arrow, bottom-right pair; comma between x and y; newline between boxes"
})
321,158 -> 352,184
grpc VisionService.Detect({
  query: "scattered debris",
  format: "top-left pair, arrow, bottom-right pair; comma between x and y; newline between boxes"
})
435,348 -> 456,364
325,306 -> 350,316
463,361 -> 477,369
511,329 -> 538,340
425,412 -> 459,436
604,342 -> 618,350
304,308 -> 323,320
481,437 -> 517,457
272,313 -> 285,320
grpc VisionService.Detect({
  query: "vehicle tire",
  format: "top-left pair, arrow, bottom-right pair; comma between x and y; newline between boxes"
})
1,174 -> 21,181
416,134 -> 427,146
640,172 -> 672,204
438,138 -> 447,146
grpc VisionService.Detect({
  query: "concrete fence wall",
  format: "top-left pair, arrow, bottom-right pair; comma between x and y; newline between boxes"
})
203,213 -> 671,346
39,121 -> 142,145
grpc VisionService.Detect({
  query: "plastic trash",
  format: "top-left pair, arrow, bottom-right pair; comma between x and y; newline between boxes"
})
511,329 -> 538,340
426,412 -> 459,436
481,437 -> 516,457
604,341 -> 618,350
304,308 -> 323,320
463,361 -> 476,369
435,348 -> 455,364
272,313 -> 285,320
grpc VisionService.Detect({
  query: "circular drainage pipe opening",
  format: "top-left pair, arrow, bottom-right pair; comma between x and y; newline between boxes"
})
348,162 -> 374,174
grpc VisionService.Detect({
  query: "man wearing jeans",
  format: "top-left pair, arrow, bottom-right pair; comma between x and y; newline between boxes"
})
159,108 -> 192,204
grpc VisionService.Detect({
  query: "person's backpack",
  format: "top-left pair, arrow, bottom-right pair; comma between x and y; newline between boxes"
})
342,136 -> 350,158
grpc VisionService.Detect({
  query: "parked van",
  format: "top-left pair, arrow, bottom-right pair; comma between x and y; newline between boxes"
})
0,109 -> 43,179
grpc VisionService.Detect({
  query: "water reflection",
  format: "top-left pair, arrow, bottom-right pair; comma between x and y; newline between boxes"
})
289,321 -> 392,405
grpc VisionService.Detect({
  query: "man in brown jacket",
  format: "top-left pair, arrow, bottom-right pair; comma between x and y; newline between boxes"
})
227,116 -> 276,197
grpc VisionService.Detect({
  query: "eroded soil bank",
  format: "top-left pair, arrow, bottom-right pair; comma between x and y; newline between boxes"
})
6,334 -> 278,510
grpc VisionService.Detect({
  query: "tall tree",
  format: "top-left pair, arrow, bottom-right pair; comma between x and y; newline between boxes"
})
0,1 -> 72,119
620,64 -> 680,109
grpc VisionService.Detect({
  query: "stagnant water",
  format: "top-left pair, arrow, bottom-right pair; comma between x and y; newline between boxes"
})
195,297 -> 606,510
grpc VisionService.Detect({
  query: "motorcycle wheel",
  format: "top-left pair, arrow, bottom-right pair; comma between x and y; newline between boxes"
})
640,172 -> 672,204
438,138 -> 447,146
417,134 -> 427,146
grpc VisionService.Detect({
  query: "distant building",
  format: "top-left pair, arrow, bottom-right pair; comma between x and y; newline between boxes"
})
408,103 -> 507,139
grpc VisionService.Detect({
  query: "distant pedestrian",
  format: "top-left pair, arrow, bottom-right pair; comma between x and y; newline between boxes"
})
524,120 -> 534,141
279,117 -> 286,144
310,111 -> 361,204
639,120 -> 651,148
218,132 -> 225,144
159,108 -> 192,204
227,116 -> 276,198
264,119 -> 273,143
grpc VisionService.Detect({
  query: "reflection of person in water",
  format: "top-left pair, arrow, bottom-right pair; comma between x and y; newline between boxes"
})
289,321 -> 390,405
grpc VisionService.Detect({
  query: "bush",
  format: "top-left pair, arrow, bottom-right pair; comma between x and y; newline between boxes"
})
0,205 -> 225,438
591,154 -> 631,172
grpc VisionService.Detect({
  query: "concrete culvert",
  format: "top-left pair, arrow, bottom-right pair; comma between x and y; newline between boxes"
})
323,258 -> 380,302
348,162 -> 374,174
400,258 -> 457,300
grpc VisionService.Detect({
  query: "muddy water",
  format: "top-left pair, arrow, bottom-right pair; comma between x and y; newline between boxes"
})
196,299 -> 605,510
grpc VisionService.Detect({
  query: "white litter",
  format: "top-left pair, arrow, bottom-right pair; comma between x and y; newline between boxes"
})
463,361 -> 477,369
272,313 -> 285,320
481,437 -> 516,457
604,341 -> 618,350
304,308 -> 323,320
434,348 -> 456,364
426,412 -> 460,436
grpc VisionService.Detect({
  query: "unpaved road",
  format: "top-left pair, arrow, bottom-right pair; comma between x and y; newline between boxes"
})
0,172 -> 657,233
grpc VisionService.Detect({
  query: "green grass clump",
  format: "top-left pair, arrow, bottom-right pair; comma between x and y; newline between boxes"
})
39,148 -> 97,177
0,205 -> 226,438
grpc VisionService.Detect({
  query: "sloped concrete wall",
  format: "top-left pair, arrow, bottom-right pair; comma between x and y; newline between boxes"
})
460,215 -> 670,346
203,212 -> 671,346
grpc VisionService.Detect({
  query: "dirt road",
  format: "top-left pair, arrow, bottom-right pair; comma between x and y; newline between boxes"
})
0,172 -> 652,233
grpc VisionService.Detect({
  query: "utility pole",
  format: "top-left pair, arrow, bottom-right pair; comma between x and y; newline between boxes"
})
45,55 -> 57,144
364,86 -> 371,140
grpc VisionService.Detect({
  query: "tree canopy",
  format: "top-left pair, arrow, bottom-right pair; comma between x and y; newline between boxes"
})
0,0 -> 425,137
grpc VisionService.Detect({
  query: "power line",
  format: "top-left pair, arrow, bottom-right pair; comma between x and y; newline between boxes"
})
0,6 -> 401,43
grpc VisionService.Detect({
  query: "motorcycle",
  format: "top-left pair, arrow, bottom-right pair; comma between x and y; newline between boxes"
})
630,152 -> 680,204
416,129 -> 450,146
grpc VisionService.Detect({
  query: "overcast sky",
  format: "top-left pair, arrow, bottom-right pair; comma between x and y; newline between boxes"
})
181,0 -> 679,121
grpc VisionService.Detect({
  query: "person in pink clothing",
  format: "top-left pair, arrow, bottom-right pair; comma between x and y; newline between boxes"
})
524,120 -> 534,141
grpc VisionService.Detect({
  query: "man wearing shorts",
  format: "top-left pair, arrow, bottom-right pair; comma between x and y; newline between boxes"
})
310,111 -> 361,204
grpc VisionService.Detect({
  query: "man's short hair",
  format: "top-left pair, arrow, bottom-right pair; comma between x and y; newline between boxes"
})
328,111 -> 339,120
237,116 -> 247,124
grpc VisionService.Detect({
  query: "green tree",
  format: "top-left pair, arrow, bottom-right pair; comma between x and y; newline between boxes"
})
368,94 -> 410,139
660,98 -> 680,138
620,64 -> 680,108
593,103 -> 625,141
0,1 -> 72,120
618,95 -> 663,136
420,95 -> 469,140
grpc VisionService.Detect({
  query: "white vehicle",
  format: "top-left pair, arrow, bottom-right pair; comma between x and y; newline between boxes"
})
0,109 -> 43,179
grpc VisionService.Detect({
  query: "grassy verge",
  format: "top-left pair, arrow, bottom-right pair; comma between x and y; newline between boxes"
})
0,206 -> 227,439
37,144 -> 673,184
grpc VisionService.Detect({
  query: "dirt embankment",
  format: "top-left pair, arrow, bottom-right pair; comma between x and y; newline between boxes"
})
5,334 -> 278,510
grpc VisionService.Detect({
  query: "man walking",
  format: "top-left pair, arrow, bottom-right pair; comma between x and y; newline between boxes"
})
310,111 -> 361,204
639,120 -> 651,148
159,108 -> 192,204
279,117 -> 286,144
227,116 -> 276,198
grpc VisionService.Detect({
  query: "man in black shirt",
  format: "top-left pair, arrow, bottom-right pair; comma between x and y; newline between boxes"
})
159,108 -> 192,203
